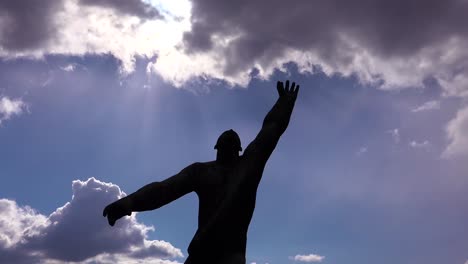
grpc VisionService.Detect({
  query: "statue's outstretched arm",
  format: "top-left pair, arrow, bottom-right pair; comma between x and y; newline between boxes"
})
103,163 -> 198,226
243,80 -> 299,163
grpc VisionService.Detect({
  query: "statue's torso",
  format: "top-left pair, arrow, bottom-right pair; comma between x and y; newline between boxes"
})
188,156 -> 267,259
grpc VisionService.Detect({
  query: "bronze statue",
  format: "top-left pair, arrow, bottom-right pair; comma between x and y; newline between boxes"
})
103,80 -> 299,264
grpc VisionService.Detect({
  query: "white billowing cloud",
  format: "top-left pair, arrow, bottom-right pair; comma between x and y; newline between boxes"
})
0,199 -> 47,249
409,140 -> 430,149
292,254 -> 325,262
387,128 -> 400,144
412,100 -> 441,112
0,177 -> 183,263
0,96 -> 27,125
442,105 -> 468,158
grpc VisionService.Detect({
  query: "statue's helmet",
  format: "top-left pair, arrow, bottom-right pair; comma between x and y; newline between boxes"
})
214,129 -> 242,151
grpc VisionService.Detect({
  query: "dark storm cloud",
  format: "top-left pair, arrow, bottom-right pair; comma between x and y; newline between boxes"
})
0,0 -> 63,51
183,0 -> 468,74
1,0 -> 467,89
80,0 -> 163,19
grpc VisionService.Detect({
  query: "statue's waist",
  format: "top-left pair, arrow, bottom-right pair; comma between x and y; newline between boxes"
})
188,230 -> 247,256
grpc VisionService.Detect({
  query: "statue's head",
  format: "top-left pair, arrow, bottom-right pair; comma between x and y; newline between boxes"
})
214,129 -> 242,161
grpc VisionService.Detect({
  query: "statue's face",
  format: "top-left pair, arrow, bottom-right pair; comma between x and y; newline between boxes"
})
216,145 -> 240,154
215,131 -> 241,161
216,147 -> 240,163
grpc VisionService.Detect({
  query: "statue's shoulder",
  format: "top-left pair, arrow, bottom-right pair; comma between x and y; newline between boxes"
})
191,161 -> 216,171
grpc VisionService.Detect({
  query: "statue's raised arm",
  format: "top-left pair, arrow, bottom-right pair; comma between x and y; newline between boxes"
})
242,80 -> 299,164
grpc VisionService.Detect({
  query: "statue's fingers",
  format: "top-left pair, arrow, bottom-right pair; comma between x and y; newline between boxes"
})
294,84 -> 299,93
277,81 -> 284,95
285,80 -> 290,92
103,207 -> 108,217
291,82 -> 296,92
294,85 -> 300,99
108,216 -> 116,226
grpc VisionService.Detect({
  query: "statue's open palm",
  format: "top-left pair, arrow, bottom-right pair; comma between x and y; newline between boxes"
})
277,80 -> 299,102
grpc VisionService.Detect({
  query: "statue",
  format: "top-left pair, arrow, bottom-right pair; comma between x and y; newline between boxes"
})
103,80 -> 300,264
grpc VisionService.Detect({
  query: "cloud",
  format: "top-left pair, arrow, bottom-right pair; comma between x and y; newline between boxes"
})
0,200 -> 46,248
0,0 -> 189,74
79,0 -> 162,19
178,0 -> 468,92
60,64 -> 76,72
0,178 -> 183,263
442,105 -> 468,158
412,100 -> 441,112
356,146 -> 368,156
0,1 -> 63,51
409,140 -> 430,149
292,254 -> 325,262
0,0 -> 161,52
387,128 -> 400,144
0,96 -> 27,125
2,0 -> 468,92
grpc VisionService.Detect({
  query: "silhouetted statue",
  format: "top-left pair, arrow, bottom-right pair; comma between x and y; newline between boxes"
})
103,80 -> 299,264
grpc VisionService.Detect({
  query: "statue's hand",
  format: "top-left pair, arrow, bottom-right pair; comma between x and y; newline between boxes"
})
277,80 -> 299,102
103,197 -> 132,226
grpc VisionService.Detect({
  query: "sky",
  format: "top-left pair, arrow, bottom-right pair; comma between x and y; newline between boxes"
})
0,0 -> 467,263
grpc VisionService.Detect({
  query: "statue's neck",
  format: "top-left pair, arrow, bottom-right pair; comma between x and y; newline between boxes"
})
216,152 -> 239,167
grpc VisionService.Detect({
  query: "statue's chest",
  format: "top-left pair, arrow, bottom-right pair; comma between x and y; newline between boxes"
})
197,166 -> 238,201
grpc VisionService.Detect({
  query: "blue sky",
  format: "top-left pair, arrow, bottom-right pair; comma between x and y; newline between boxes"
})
1,1 -> 468,264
